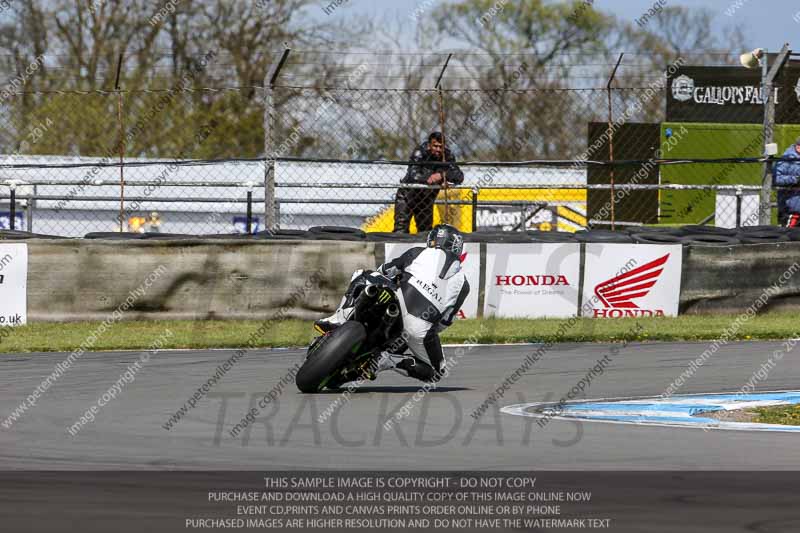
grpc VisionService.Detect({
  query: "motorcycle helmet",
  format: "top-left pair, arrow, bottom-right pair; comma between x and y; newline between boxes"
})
426,224 -> 464,257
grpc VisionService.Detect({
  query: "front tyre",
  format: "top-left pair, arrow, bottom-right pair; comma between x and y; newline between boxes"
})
296,321 -> 366,393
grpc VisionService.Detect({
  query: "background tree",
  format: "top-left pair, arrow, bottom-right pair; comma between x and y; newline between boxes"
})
0,0 -> 347,158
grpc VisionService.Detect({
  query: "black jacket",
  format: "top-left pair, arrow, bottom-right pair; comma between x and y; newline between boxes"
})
401,141 -> 464,185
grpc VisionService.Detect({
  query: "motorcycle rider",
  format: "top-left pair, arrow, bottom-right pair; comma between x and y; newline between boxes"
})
314,224 -> 470,383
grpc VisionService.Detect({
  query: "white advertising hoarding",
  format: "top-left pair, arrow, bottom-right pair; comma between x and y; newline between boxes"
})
483,243 -> 581,318
384,242 -> 480,319
0,243 -> 27,326
582,243 -> 682,318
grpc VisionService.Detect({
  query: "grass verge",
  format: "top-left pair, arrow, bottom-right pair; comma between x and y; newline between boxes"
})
753,404 -> 800,426
0,312 -> 799,353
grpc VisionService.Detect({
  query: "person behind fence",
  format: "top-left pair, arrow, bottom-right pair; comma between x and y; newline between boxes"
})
393,131 -> 464,233
774,137 -> 800,227
314,224 -> 470,383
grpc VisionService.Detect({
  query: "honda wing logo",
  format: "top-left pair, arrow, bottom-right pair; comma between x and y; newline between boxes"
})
593,254 -> 669,317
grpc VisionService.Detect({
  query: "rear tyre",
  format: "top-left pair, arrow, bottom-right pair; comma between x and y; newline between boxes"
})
296,321 -> 366,393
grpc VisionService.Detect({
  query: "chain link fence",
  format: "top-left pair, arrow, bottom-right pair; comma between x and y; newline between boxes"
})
0,49 -> 794,236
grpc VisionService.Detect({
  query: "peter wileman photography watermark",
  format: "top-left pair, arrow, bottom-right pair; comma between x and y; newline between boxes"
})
477,0 -> 508,27
53,48 -> 218,213
67,329 -> 174,436
537,322 -> 644,429
149,0 -> 182,27
2,264 -> 169,430
0,54 -> 44,102
567,0 -> 594,23
165,269 -> 325,432
635,0 -> 668,28
661,261 -> 800,399
322,0 -> 350,16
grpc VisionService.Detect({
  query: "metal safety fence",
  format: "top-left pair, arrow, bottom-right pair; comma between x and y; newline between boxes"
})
0,157 -> 789,237
0,49 -> 796,235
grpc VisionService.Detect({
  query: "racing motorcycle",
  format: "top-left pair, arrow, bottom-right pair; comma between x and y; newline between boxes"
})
295,274 -> 404,393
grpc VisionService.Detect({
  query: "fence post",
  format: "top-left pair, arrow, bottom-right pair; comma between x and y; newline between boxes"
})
246,190 -> 253,234
435,53 -> 452,225
115,52 -> 125,232
606,53 -> 624,231
471,187 -> 478,232
27,184 -> 35,232
735,186 -> 742,228
760,44 -> 791,225
263,48 -> 291,233
9,184 -> 15,231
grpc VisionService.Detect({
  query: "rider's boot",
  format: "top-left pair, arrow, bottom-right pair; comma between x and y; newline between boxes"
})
348,351 -> 406,382
368,352 -> 438,383
392,356 -> 437,382
314,270 -> 368,334
313,304 -> 353,334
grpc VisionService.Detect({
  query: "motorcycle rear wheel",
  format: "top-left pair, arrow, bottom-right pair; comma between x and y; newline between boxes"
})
296,321 -> 367,393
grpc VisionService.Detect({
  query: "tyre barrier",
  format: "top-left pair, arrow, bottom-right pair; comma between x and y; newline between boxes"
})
141,233 -> 205,240
305,226 -> 368,241
738,233 -> 790,244
466,231 -> 540,243
574,230 -> 633,243
251,229 -> 311,240
624,226 -> 684,236
12,227 -> 800,321
680,234 -> 741,246
0,230 -> 67,240
309,225 -> 363,235
1,225 -> 796,247
526,231 -> 577,242
83,232 -> 146,240
679,225 -> 739,236
739,225 -> 789,233
365,232 -> 421,242
630,232 -> 685,244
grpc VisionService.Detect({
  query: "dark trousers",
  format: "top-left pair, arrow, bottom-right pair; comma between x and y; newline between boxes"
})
778,203 -> 799,227
393,187 -> 437,233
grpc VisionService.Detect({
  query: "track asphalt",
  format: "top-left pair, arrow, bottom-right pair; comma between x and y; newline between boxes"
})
2,341 -> 799,470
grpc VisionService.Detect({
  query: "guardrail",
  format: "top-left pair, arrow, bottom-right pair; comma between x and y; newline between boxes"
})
0,156 -> 794,235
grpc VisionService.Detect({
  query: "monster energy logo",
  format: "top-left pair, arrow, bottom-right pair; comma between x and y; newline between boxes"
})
378,290 -> 392,304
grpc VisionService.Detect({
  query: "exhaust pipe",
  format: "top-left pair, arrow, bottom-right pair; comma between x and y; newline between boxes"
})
353,283 -> 380,320
382,303 -> 400,337
385,303 -> 400,318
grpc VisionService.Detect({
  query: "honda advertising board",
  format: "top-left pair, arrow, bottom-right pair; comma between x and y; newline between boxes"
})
582,244 -> 682,318
0,243 -> 27,326
483,243 -> 581,318
384,242 -> 479,319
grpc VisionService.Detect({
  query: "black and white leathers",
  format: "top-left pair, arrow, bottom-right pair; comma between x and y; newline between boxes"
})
379,246 -> 470,376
